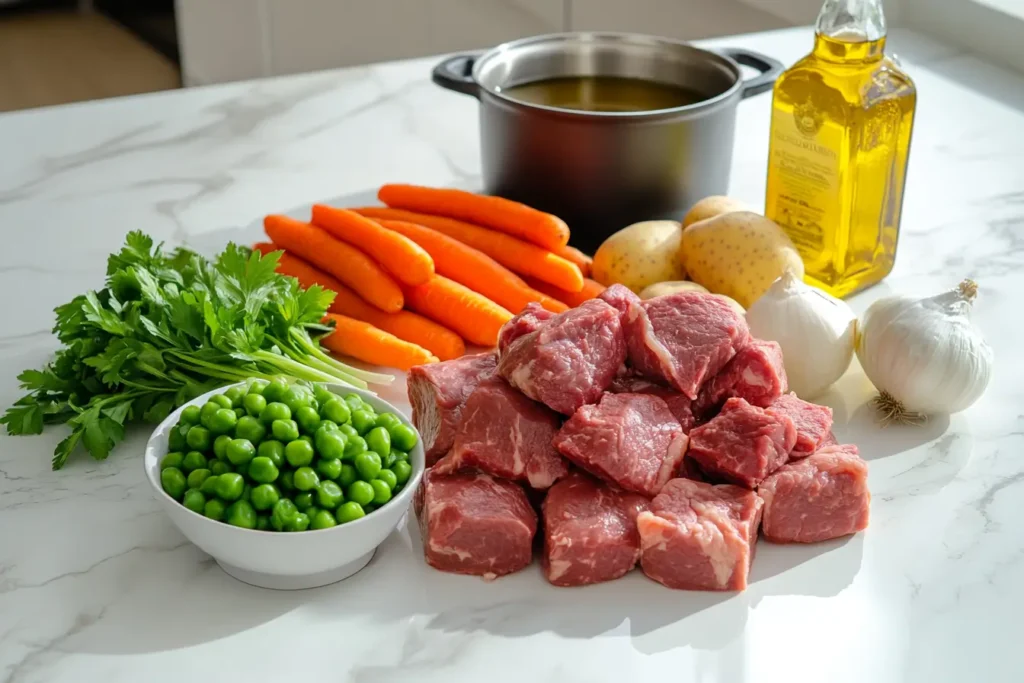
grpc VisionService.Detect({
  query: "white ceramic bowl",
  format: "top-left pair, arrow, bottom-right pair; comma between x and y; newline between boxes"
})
144,382 -> 424,590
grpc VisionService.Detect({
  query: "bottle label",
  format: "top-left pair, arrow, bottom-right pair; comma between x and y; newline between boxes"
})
766,99 -> 843,257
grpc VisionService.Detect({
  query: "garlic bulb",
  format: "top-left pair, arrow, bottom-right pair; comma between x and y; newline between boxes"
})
857,279 -> 993,419
745,269 -> 857,399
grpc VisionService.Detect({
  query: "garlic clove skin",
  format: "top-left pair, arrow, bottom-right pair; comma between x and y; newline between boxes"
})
746,270 -> 857,400
856,281 -> 993,416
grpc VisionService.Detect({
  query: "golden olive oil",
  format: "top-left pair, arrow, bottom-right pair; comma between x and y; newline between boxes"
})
503,76 -> 707,112
765,0 -> 916,298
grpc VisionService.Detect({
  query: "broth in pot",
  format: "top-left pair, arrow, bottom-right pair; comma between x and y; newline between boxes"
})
502,76 -> 708,113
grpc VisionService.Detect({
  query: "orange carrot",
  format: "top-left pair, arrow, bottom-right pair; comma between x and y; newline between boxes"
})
403,275 -> 513,347
524,275 -> 606,308
378,184 -> 570,251
352,207 -> 584,293
263,214 -> 404,313
372,219 -> 567,314
252,243 -> 465,361
556,245 -> 593,278
322,314 -> 438,371
309,205 -> 434,286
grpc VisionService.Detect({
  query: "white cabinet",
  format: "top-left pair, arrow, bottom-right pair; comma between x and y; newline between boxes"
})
570,0 -> 789,40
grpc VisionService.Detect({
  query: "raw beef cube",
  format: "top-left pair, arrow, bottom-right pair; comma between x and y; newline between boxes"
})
418,469 -> 537,579
609,373 -> 697,433
637,478 -> 763,591
498,303 -> 555,355
688,397 -> 796,488
696,339 -> 787,415
408,352 -> 498,465
542,471 -> 650,587
553,393 -> 688,497
434,376 -> 568,489
767,392 -> 834,458
820,431 -> 838,447
597,283 -> 640,325
758,444 -> 870,543
624,292 -> 750,399
499,299 -> 626,415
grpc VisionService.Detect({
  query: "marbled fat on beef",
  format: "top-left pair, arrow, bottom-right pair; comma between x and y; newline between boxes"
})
497,302 -> 555,355
766,392 -> 834,458
696,339 -> 787,415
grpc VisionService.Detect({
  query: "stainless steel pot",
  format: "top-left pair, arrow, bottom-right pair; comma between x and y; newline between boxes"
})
432,33 -> 783,253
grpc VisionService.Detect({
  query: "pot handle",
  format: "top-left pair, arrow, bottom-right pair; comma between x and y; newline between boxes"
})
719,48 -> 784,99
431,52 -> 484,99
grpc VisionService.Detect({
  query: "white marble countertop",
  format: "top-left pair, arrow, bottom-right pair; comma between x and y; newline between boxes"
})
2,26 -> 1024,683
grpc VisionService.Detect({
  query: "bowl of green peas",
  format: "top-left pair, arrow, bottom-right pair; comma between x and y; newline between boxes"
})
144,378 -> 424,590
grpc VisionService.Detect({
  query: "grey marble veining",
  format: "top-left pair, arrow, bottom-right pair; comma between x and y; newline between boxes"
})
1,26 -> 1023,683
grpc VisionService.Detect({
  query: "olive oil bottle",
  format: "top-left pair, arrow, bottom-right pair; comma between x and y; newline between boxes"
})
765,0 -> 916,298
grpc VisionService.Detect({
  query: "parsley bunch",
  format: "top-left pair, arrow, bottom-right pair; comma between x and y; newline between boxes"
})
1,231 -> 391,469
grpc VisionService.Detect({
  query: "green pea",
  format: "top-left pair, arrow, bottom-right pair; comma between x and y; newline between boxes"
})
243,392 -> 267,417
260,401 -> 292,425
199,401 -> 221,429
279,470 -> 295,492
270,498 -> 298,530
226,438 -> 256,466
286,513 -> 310,532
186,426 -> 212,452
339,423 -> 359,440
343,393 -> 365,413
207,408 -> 236,435
262,377 -> 289,403
392,460 -> 412,486
247,378 -> 270,395
347,480 -> 374,507
241,483 -> 253,502
391,449 -> 409,463
354,451 -> 382,481
187,468 -> 212,489
294,467 -> 320,491
225,385 -> 247,408
235,461 -> 249,478
375,412 -> 402,431
200,474 -> 221,495
309,510 -> 336,530
316,457 -> 343,481
283,385 -> 314,414
161,467 -> 187,499
365,427 -> 391,457
305,504 -> 322,520
322,398 -> 351,425
255,514 -> 271,531
316,430 -> 347,461
376,469 -> 398,492
216,472 -> 245,501
208,393 -> 232,409
284,438 -> 314,467
210,460 -> 231,476
363,504 -> 377,514
161,451 -> 185,470
183,450 -> 208,472
390,423 -> 418,452
294,491 -> 314,510
271,418 -> 300,442
180,404 -> 202,426
316,480 -> 344,509
213,434 -> 232,461
344,435 -> 367,461
381,451 -> 396,469
226,500 -> 257,529
204,498 -> 227,521
168,425 -> 188,451
247,456 -> 278,484
250,483 -> 280,511
234,407 -> 247,420
370,479 -> 392,505
257,440 -> 285,468
318,419 -> 338,433
235,415 -> 266,444
295,406 -> 321,435
310,385 -> 331,405
350,409 -> 376,436
336,501 -> 365,524
338,463 -> 358,488
182,488 -> 206,513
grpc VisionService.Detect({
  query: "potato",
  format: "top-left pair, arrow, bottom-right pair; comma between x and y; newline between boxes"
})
592,220 -> 686,292
682,196 -> 749,229
679,211 -> 803,308
639,280 -> 709,299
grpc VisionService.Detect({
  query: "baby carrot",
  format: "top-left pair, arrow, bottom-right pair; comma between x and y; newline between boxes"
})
378,184 -> 570,251
373,219 -> 567,314
403,275 -> 513,347
310,205 -> 434,286
322,314 -> 438,371
352,207 -> 585,293
263,214 -> 404,313
252,243 -> 465,360
524,276 -> 606,308
556,245 -> 593,278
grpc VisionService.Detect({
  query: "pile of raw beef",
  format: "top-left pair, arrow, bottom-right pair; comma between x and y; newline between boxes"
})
408,285 -> 870,590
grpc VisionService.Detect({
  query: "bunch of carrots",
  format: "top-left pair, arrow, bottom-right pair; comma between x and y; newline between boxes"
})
257,184 -> 605,371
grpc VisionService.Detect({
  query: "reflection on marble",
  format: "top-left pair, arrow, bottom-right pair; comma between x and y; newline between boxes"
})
2,26 -> 1024,683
